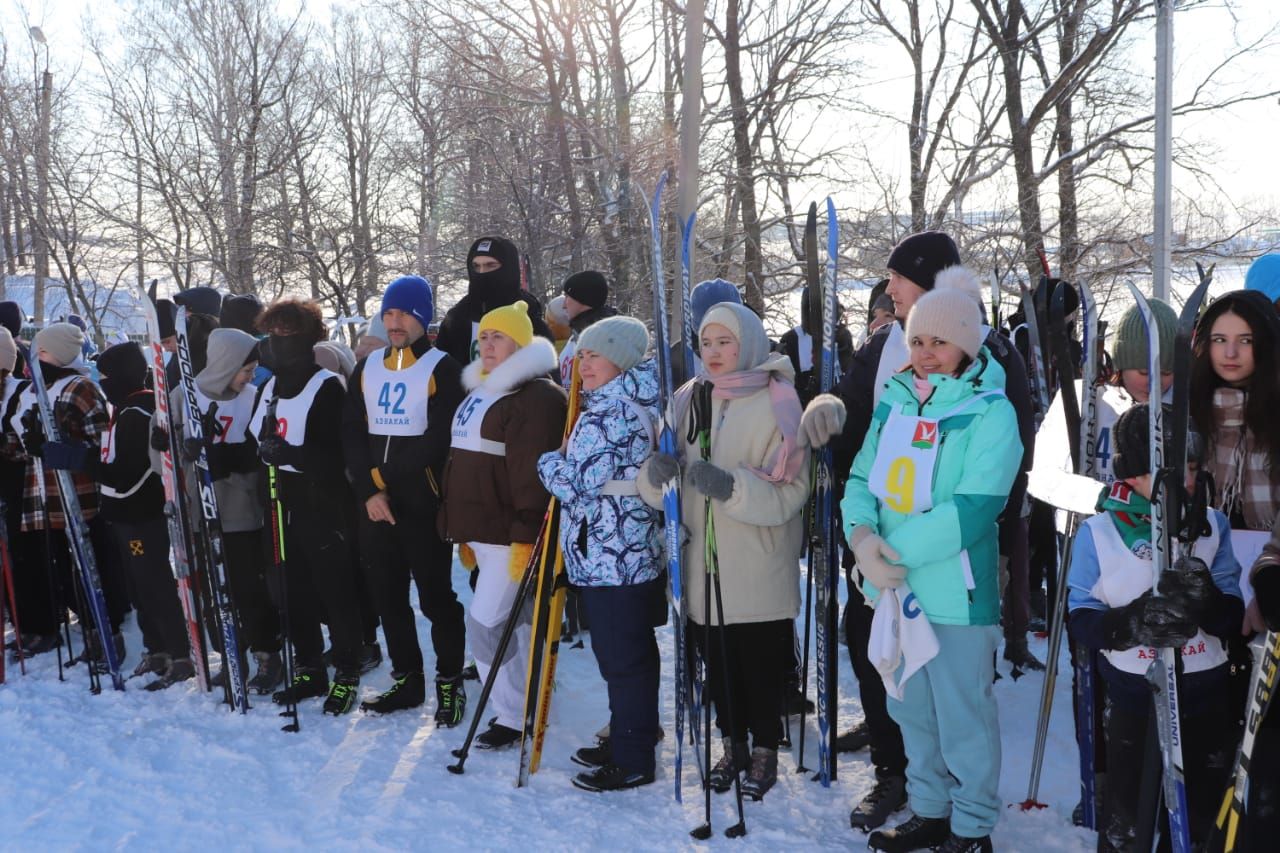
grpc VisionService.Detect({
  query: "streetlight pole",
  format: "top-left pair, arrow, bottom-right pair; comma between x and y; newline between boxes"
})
30,27 -> 50,329
1152,1 -> 1175,302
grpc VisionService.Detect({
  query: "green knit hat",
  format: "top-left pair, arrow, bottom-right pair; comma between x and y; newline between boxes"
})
1111,297 -> 1177,372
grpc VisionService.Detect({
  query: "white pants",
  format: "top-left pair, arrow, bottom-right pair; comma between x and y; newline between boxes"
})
468,542 -> 529,729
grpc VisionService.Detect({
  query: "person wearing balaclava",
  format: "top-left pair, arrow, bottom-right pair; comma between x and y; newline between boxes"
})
248,299 -> 365,715
96,342 -> 195,690
191,328 -> 284,695
433,236 -> 554,366
10,323 -> 127,669
341,275 -> 469,722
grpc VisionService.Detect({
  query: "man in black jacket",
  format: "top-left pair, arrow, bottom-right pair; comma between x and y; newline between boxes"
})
434,236 -> 553,366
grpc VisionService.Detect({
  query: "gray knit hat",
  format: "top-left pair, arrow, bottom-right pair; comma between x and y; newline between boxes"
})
1112,297 -> 1177,372
33,323 -> 84,368
905,287 -> 984,359
578,315 -> 650,372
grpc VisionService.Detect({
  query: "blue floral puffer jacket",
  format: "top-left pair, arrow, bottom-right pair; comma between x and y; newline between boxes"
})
537,359 -> 662,587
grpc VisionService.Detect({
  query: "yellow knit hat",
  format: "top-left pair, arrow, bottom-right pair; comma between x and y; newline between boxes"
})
479,302 -> 534,348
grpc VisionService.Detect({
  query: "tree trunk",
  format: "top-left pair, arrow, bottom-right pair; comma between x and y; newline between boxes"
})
724,0 -> 764,312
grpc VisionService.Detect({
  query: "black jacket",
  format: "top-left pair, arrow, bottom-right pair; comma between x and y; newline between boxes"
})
435,292 -> 554,366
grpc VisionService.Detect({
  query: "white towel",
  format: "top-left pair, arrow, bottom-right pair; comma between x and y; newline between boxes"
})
868,584 -> 940,701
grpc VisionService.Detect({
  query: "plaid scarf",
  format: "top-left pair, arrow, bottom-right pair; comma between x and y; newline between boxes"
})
1210,387 -> 1277,531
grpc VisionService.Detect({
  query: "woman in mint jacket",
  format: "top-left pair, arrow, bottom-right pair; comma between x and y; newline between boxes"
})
841,284 -> 1022,853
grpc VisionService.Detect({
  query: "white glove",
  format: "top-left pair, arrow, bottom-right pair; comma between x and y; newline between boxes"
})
852,528 -> 906,590
798,393 -> 847,449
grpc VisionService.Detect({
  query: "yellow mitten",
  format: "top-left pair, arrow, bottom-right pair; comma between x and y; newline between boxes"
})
459,543 -> 477,571
508,542 -> 535,582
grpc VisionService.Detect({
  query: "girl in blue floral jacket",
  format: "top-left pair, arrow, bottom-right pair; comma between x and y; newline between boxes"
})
537,315 -> 664,793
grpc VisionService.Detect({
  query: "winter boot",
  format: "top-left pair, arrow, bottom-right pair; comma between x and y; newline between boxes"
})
132,652 -> 170,679
836,721 -> 871,753
708,738 -> 750,794
358,642 -> 382,674
361,671 -> 426,714
476,722 -> 522,751
850,775 -> 909,832
433,674 -> 467,727
784,688 -> 816,716
12,632 -> 60,659
936,833 -> 993,853
144,657 -> 196,691
571,763 -> 655,792
740,747 -> 778,801
272,667 -> 328,705
210,653 -> 249,689
322,674 -> 360,715
248,651 -> 284,695
572,741 -> 612,769
866,815 -> 950,852
1003,634 -> 1045,672
91,632 -> 126,675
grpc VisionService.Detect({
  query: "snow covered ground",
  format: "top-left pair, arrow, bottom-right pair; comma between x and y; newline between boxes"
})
0,555 -> 1097,851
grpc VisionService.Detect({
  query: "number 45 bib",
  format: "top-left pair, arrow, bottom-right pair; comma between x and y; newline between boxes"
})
868,391 -> 1002,515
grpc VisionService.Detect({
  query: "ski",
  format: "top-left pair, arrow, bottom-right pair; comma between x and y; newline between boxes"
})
1214,630 -> 1280,851
797,203 -> 820,777
1018,280 -> 1051,425
175,309 -> 249,713
28,353 -> 124,690
517,357 -> 583,785
137,283 -> 210,692
0,500 -> 22,681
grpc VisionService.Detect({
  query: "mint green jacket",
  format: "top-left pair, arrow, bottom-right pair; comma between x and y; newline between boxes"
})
841,351 -> 1022,626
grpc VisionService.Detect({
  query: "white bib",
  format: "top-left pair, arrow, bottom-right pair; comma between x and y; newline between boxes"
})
100,405 -> 154,500
12,375 -> 77,452
361,348 -> 445,436
793,326 -> 814,373
450,386 -> 515,457
204,382 -> 259,445
249,369 -> 338,473
868,391 -> 1002,516
559,337 -> 576,390
1087,510 -> 1230,676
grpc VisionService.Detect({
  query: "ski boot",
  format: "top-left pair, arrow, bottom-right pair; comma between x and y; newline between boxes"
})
866,815 -> 950,852
740,747 -> 778,800
572,763 -> 654,792
323,674 -> 360,715
272,667 -> 328,705
476,722 -> 521,750
850,775 -> 908,832
433,674 -> 466,727
361,671 -> 426,714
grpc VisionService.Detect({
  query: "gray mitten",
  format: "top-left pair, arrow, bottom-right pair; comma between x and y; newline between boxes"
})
798,393 -> 847,449
687,460 -> 734,501
646,452 -> 681,488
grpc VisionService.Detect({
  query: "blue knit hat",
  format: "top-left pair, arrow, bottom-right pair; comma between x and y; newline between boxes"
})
1245,254 -> 1280,305
381,275 -> 434,329
691,279 -> 742,329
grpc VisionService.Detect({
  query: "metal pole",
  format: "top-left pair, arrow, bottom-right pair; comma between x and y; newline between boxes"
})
35,69 -> 52,327
1152,0 -> 1175,302
676,0 -> 704,334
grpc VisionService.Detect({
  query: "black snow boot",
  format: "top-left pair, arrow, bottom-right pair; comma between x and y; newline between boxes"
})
571,763 -> 654,792
1003,634 -> 1045,673
836,721 -> 871,753
361,671 -> 426,714
476,722 -> 521,750
132,651 -> 169,679
740,747 -> 778,801
850,775 -> 908,832
433,674 -> 467,727
867,815 -> 950,852
322,674 -> 360,715
936,833 -> 993,853
272,667 -> 329,705
248,651 -> 284,694
572,741 -> 611,768
708,738 -> 750,793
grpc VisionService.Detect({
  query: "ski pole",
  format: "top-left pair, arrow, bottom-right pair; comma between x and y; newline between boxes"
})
795,498 -> 815,774
448,530 -> 545,775
265,398 -> 298,733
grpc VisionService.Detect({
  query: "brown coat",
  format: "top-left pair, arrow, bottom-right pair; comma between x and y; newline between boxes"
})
438,338 -> 566,546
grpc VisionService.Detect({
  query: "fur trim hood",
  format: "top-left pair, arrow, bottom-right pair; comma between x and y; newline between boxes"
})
461,336 -> 558,394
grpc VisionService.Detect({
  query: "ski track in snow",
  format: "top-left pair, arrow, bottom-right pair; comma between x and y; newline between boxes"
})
0,560 -> 1095,852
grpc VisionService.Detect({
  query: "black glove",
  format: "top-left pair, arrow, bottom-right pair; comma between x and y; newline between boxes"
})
21,409 -> 46,458
1101,592 -> 1198,651
43,440 -> 94,472
1253,564 -> 1280,632
1159,557 -> 1219,624
181,436 -> 205,465
150,424 -> 170,454
258,437 -> 304,470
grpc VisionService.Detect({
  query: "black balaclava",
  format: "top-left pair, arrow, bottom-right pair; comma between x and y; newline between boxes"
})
465,236 -> 522,313
98,342 -> 150,406
262,333 -> 316,397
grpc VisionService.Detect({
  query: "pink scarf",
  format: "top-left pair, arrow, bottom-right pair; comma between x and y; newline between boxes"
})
674,359 -> 805,484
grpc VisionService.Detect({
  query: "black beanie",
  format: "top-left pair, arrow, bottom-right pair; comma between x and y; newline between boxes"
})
1111,403 -> 1177,481
220,293 -> 263,334
97,341 -> 150,403
174,286 -> 223,319
562,270 -> 609,309
0,302 -> 21,338
886,232 -> 961,291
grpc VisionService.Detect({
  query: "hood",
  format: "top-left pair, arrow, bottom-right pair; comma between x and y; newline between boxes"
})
465,236 -> 523,312
462,336 -> 558,394
585,356 -> 661,417
569,303 -> 619,335
197,328 -> 259,401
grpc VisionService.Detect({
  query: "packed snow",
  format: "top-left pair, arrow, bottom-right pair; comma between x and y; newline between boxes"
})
0,554 -> 1094,851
